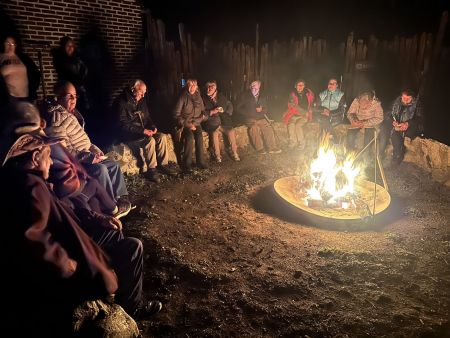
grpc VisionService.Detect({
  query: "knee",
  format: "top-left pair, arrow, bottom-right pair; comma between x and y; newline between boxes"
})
126,237 -> 143,258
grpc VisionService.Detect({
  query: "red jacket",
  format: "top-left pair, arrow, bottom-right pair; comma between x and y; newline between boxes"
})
283,89 -> 315,124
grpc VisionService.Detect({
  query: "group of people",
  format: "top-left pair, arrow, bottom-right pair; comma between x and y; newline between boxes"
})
282,77 -> 423,165
0,32 -> 424,335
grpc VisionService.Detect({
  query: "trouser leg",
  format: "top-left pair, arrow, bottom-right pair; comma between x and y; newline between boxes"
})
102,159 -> 128,198
258,119 -> 277,151
194,126 -> 206,165
141,137 -> 157,169
182,127 -> 194,169
223,127 -> 238,155
391,130 -> 405,159
295,119 -> 306,147
210,128 -> 221,159
154,132 -> 169,166
247,120 -> 263,151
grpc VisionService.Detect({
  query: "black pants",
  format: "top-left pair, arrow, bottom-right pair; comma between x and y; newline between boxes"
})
346,128 -> 376,151
181,126 -> 205,169
84,227 -> 143,315
391,127 -> 418,160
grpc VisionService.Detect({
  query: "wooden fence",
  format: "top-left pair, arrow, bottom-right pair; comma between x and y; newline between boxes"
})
144,10 -> 448,106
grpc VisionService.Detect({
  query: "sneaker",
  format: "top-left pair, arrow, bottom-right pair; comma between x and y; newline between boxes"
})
132,300 -> 162,320
114,198 -> 132,219
215,157 -> 222,163
159,165 -> 179,176
146,169 -> 161,183
182,166 -> 193,174
269,149 -> 282,154
231,153 -> 240,162
257,149 -> 267,155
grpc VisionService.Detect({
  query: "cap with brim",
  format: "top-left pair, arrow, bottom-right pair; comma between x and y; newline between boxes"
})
2,133 -> 62,166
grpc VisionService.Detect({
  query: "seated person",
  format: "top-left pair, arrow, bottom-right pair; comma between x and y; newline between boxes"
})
346,90 -> 383,152
314,77 -> 346,138
381,88 -> 423,165
113,79 -> 178,182
0,132 -> 162,336
236,80 -> 281,154
282,79 -> 315,150
201,80 -> 240,163
173,78 -> 208,173
43,80 -> 130,210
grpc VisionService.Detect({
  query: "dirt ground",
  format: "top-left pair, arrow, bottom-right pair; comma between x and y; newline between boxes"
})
123,145 -> 450,338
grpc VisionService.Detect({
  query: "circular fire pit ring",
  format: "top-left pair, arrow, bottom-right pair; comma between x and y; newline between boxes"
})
273,175 -> 391,229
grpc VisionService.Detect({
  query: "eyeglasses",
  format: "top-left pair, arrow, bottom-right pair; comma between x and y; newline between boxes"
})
328,82 -> 337,85
64,94 -> 79,100
6,42 -> 16,46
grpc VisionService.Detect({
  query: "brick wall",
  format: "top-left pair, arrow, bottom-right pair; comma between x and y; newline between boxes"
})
1,0 -> 144,102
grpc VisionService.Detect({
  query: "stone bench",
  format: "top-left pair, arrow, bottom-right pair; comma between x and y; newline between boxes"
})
106,122 -> 450,187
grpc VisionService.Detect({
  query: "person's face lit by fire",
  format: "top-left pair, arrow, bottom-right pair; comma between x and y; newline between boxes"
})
64,40 -> 76,57
401,93 -> 413,105
327,79 -> 338,92
250,81 -> 261,97
206,82 -> 217,96
187,80 -> 198,95
4,37 -> 17,55
34,146 -> 53,180
358,95 -> 372,110
296,81 -> 305,93
132,83 -> 147,102
59,82 -> 78,114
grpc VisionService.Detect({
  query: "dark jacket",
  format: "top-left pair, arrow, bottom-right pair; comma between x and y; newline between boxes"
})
52,48 -> 88,88
113,87 -> 156,142
236,90 -> 268,122
0,166 -> 118,307
201,91 -> 234,132
174,89 -> 205,128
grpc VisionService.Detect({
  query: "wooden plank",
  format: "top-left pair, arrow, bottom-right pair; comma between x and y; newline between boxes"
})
178,23 -> 188,75
255,23 -> 259,79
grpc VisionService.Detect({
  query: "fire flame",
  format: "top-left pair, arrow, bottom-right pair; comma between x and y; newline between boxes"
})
305,138 -> 360,207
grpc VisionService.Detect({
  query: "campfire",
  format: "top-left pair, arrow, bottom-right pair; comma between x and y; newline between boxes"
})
274,139 -> 391,226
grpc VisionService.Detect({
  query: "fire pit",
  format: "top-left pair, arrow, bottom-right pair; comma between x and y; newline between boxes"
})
274,176 -> 391,227
273,140 -> 391,228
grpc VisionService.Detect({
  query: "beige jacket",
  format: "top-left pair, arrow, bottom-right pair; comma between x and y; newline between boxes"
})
45,104 -> 101,158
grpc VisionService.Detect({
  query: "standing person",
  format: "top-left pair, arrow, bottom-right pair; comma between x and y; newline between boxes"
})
0,35 -> 41,106
382,89 -> 423,165
201,80 -> 240,163
44,81 -> 131,210
315,77 -> 346,138
282,79 -> 315,150
346,90 -> 383,153
113,79 -> 178,182
52,36 -> 89,114
174,78 -> 208,173
236,80 -> 281,154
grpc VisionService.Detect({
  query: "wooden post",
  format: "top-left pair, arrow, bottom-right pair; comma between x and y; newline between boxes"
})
178,23 -> 188,75
255,23 -> 259,79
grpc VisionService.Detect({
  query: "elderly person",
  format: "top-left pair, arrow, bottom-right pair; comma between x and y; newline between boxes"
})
0,132 -> 161,335
282,79 -> 315,150
236,80 -> 281,154
113,79 -> 178,182
346,90 -> 383,152
0,35 -> 41,106
0,132 -> 118,336
315,77 -> 346,138
44,80 -> 131,211
382,89 -> 423,165
174,78 -> 208,173
201,80 -> 240,163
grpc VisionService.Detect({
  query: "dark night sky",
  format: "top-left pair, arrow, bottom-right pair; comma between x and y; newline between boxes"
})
143,0 -> 450,43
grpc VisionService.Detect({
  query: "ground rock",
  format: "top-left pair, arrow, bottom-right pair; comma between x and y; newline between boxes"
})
72,299 -> 139,338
